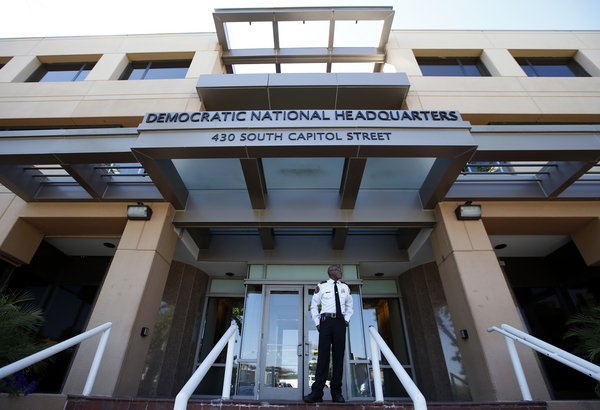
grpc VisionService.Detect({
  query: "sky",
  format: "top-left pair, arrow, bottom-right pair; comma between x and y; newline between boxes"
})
2,0 -> 600,39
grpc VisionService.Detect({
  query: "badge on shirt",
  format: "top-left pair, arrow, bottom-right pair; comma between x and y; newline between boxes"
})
315,285 -> 320,294
341,289 -> 345,293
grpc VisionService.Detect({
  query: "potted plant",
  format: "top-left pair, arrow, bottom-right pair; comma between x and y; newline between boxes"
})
564,305 -> 600,397
0,286 -> 50,397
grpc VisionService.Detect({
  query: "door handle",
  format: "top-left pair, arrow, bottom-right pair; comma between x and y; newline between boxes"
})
298,344 -> 302,356
305,342 -> 309,356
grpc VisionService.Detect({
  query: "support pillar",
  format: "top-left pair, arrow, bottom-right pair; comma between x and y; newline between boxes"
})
571,217 -> 600,266
430,202 -> 551,401
0,193 -> 44,266
63,203 -> 178,396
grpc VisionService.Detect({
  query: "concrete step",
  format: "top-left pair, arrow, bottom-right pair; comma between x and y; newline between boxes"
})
65,395 -> 550,410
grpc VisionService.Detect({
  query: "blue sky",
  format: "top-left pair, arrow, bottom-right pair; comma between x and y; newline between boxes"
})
3,0 -> 600,38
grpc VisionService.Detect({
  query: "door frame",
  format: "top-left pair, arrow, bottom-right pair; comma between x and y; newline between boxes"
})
258,285 -> 305,401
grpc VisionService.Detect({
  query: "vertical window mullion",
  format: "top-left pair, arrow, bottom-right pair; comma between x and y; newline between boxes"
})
72,64 -> 85,81
457,58 -> 468,76
526,58 -> 541,77
141,62 -> 152,80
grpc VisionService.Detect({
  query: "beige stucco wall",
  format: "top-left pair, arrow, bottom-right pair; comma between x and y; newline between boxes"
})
0,30 -> 598,126
0,33 -> 222,127
388,30 -> 600,124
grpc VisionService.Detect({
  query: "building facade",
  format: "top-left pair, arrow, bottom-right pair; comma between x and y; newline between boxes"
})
0,7 -> 599,406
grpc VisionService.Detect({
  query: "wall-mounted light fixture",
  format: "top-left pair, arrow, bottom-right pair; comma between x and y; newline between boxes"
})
455,201 -> 482,221
127,202 -> 153,221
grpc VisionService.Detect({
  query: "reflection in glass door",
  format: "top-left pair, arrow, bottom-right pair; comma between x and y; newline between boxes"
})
260,287 -> 304,400
258,285 -> 354,400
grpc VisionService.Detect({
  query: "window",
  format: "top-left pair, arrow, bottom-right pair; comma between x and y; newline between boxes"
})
26,62 -> 96,82
120,60 -> 190,80
515,57 -> 590,77
417,57 -> 490,77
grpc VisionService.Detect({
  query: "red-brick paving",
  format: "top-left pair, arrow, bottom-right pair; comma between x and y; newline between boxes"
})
66,396 -> 548,410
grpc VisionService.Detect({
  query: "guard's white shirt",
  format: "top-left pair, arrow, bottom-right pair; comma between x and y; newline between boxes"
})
310,279 -> 353,326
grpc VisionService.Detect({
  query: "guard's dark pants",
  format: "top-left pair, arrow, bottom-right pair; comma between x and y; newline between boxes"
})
311,316 -> 346,397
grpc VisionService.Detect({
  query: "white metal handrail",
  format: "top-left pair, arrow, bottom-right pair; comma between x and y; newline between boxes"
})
488,323 -> 600,401
368,326 -> 427,410
174,324 -> 237,410
0,322 -> 112,396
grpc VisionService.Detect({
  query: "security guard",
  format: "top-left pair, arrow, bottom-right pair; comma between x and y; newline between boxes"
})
303,265 -> 353,403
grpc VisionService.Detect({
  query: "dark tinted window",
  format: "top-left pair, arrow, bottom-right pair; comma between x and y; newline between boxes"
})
26,62 -> 95,82
120,60 -> 191,80
417,57 -> 490,77
515,57 -> 590,77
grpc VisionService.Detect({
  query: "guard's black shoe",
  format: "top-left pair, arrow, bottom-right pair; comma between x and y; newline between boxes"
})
303,393 -> 323,403
332,395 -> 345,403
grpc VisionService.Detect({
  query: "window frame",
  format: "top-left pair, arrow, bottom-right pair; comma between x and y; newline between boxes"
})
26,62 -> 96,83
119,60 -> 191,80
416,56 -> 491,77
515,57 -> 590,77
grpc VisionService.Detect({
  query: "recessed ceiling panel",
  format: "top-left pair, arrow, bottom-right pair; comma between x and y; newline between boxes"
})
361,158 -> 437,189
489,235 -> 572,257
173,158 -> 246,189
263,157 -> 345,189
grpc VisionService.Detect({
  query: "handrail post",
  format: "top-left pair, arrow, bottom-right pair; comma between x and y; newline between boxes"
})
0,322 -> 112,396
82,325 -> 112,396
503,335 -> 532,401
174,324 -> 237,410
221,327 -> 236,400
369,331 -> 384,402
489,324 -> 600,401
368,326 -> 427,410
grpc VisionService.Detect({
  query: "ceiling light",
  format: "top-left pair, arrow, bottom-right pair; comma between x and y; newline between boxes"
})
225,272 -> 235,277
374,272 -> 384,277
494,244 -> 507,250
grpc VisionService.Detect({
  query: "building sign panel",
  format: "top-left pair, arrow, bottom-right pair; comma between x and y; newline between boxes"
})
141,110 -> 462,126
137,110 -> 473,150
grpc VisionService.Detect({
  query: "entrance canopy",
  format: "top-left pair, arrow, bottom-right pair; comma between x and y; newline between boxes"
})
0,109 -> 598,264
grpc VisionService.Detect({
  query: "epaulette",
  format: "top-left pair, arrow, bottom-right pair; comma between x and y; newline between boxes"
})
315,281 -> 328,294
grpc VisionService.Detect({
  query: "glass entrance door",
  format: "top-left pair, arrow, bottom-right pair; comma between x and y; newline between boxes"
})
260,286 -> 304,400
259,285 -> 335,401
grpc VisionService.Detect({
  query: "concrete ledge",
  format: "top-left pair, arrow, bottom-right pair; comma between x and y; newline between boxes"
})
0,393 -> 67,410
547,401 -> 600,410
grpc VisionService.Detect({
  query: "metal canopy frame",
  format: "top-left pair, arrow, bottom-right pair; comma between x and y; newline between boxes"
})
447,125 -> 600,201
213,7 -> 395,74
0,125 -> 599,253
